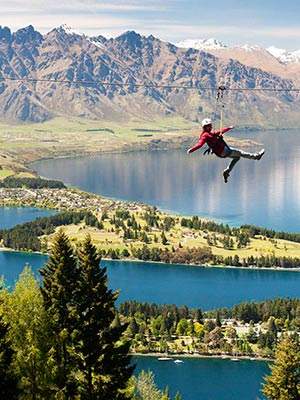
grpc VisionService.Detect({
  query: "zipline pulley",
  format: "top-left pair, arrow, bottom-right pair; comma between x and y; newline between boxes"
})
216,85 -> 227,101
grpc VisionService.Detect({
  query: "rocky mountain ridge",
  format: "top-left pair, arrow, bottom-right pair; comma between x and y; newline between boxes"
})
177,38 -> 300,64
177,38 -> 300,83
0,25 -> 299,127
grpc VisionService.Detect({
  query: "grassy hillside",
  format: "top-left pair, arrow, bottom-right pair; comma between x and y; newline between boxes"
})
58,210 -> 300,261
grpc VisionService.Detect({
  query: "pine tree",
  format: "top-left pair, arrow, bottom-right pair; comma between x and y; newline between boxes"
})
40,229 -> 81,399
130,317 -> 139,336
263,337 -> 300,400
161,231 -> 168,246
130,370 -> 165,400
76,235 -> 134,400
0,313 -> 18,400
195,308 -> 203,324
216,311 -> 222,327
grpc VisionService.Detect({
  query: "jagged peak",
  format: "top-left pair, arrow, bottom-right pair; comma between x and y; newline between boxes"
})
0,25 -> 12,42
88,35 -> 107,49
48,24 -> 83,39
13,25 -> 42,44
58,24 -> 82,36
116,30 -> 143,47
117,30 -> 141,39
45,24 -> 85,47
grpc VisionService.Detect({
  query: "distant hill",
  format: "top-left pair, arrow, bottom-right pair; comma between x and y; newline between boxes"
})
0,25 -> 299,127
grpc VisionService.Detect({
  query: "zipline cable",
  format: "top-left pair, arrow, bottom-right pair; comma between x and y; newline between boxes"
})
0,76 -> 300,92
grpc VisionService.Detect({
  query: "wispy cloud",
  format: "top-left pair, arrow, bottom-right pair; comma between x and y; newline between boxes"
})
1,0 -> 166,14
0,0 -> 299,48
143,22 -> 300,43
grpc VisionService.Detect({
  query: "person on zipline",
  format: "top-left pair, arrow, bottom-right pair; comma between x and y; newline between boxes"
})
187,118 -> 265,183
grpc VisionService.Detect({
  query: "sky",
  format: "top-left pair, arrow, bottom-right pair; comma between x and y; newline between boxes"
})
1,0 -> 300,50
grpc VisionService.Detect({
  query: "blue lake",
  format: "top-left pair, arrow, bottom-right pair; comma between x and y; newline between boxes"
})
0,206 -> 56,229
32,130 -> 300,232
0,250 -> 278,400
1,253 -> 299,309
134,356 -> 270,400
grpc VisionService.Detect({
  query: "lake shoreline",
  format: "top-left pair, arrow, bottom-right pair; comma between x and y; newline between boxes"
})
131,352 -> 273,362
107,257 -> 300,272
28,134 -> 261,167
0,246 -> 299,273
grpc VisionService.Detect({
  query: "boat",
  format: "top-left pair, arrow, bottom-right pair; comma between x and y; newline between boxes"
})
158,357 -> 172,361
230,358 -> 240,362
174,359 -> 184,364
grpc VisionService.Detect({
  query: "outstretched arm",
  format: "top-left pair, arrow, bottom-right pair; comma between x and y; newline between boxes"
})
187,135 -> 207,154
213,126 -> 234,136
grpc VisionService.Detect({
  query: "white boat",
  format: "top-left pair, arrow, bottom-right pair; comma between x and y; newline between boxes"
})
174,359 -> 184,364
158,357 -> 172,361
230,358 -> 240,362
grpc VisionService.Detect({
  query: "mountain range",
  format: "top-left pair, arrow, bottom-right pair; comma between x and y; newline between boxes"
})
177,38 -> 300,82
0,24 -> 299,127
177,38 -> 300,64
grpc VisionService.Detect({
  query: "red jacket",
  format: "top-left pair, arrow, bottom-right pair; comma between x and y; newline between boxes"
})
189,127 -> 233,157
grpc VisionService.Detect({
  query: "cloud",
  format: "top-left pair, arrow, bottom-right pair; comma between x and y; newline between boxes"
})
0,0 -> 299,48
141,21 -> 300,43
0,15 -> 137,36
1,0 -> 166,14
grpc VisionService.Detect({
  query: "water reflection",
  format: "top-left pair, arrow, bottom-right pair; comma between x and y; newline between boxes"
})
32,130 -> 300,232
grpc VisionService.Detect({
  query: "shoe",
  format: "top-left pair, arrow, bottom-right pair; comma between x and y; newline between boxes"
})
256,149 -> 265,160
223,170 -> 230,183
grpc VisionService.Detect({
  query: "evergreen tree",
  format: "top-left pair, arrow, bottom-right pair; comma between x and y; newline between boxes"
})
40,230 -> 80,399
0,312 -> 18,399
195,308 -> 203,324
216,311 -> 222,327
4,267 -> 52,399
161,232 -> 168,246
130,371 -> 181,400
130,318 -> 140,336
263,337 -> 300,400
76,235 -> 134,400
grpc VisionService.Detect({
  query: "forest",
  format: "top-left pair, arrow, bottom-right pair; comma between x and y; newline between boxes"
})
0,210 -> 101,251
0,176 -> 66,189
120,298 -> 300,358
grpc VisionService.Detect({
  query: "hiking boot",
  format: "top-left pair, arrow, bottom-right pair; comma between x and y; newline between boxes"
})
223,169 -> 230,183
256,149 -> 265,160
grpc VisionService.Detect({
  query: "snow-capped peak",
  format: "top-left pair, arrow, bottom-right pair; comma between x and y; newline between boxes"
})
57,24 -> 83,37
238,44 -> 262,52
267,46 -> 300,64
176,38 -> 227,50
88,35 -> 107,49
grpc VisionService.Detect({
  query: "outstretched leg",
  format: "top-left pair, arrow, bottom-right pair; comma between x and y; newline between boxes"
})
223,157 -> 240,183
222,147 -> 265,183
229,147 -> 265,160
